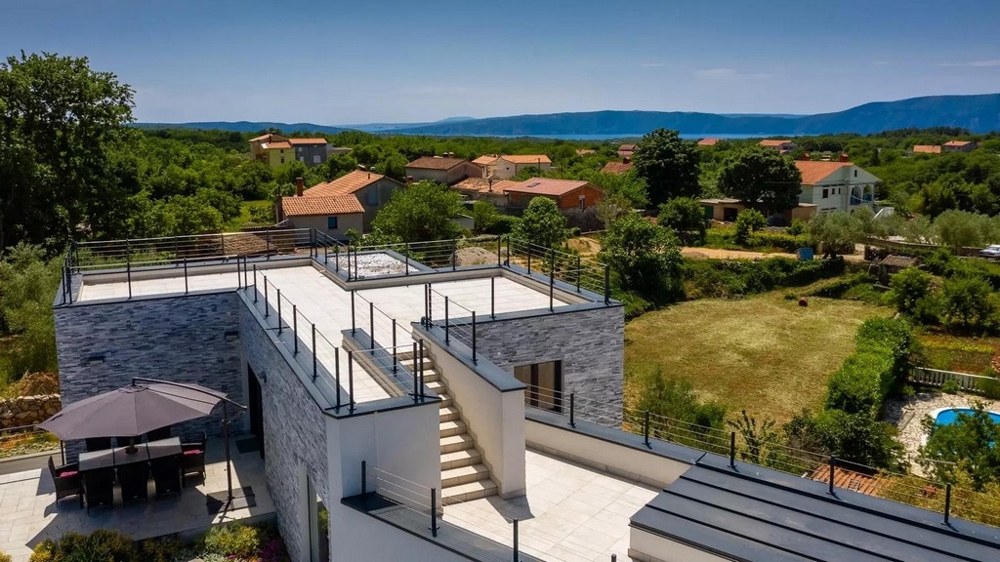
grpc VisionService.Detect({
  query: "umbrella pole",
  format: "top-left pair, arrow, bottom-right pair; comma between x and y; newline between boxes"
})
224,401 -> 233,505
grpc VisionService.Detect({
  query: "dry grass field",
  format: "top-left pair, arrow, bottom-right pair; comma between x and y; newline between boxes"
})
624,291 -> 890,424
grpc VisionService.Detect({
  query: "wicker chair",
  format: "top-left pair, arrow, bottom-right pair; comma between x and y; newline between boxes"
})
181,431 -> 207,486
151,455 -> 182,497
47,457 -> 82,508
117,462 -> 150,504
82,467 -> 115,512
84,437 -> 111,452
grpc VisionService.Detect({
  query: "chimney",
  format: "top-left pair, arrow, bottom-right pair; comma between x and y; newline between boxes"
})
839,153 -> 849,162
296,177 -> 304,197
800,153 -> 810,161
623,156 -> 631,164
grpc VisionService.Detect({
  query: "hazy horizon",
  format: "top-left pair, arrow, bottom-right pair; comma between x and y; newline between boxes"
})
4,0 -> 1000,124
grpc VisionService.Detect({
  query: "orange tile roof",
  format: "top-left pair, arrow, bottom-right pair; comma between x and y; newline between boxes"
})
288,138 -> 328,145
913,145 -> 942,154
453,178 -> 517,194
576,149 -> 596,155
759,139 -> 793,147
499,154 -> 552,165
405,156 -> 469,170
618,144 -> 637,151
249,133 -> 278,142
262,141 -> 292,150
473,155 -> 499,165
944,140 -> 973,147
303,170 -> 396,197
504,178 -> 600,197
601,161 -> 634,175
795,161 -> 851,185
698,138 -> 720,146
281,195 -> 363,217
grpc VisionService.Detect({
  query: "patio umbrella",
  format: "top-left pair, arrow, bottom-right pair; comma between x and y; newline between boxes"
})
38,382 -> 226,440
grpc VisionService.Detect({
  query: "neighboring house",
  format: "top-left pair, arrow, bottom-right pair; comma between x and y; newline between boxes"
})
697,138 -> 720,147
471,155 -> 500,178
504,177 -> 604,210
700,198 -> 816,223
452,177 -> 515,206
575,149 -> 596,155
795,160 -> 879,213
600,160 -> 633,175
487,155 -> 553,180
943,140 -> 977,153
913,145 -> 943,154
250,134 -> 330,167
405,156 -> 481,185
618,144 -> 636,158
303,170 -> 404,230
276,193 -> 364,239
759,139 -> 797,153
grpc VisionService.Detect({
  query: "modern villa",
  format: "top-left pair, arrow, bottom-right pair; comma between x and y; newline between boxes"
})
5,228 -> 997,562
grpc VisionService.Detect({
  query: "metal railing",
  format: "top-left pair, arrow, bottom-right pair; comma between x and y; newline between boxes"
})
422,285 -> 478,364
359,461 -> 522,562
909,366 -> 998,394
506,237 -> 610,305
524,385 -> 1000,529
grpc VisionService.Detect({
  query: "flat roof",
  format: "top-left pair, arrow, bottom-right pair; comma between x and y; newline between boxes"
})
446,449 -> 658,561
632,460 -> 1000,562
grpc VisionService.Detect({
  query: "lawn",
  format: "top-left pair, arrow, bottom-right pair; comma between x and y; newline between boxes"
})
624,291 -> 891,424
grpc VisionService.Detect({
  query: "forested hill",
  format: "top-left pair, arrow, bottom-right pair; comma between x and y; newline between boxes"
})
384,94 -> 1000,136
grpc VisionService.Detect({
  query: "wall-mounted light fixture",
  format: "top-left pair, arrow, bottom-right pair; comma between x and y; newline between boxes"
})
225,330 -> 240,342
87,353 -> 106,365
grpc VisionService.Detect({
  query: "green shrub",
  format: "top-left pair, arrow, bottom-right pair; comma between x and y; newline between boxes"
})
747,231 -> 812,252
824,318 -> 916,417
941,275 -> 998,333
942,379 -> 961,394
30,540 -> 57,562
684,256 -> 846,299
614,289 -> 654,319
787,218 -> 807,236
139,540 -> 181,562
735,209 -> 766,244
200,523 -> 277,561
1,550 -> 13,562
887,268 -> 934,317
784,408 -> 904,470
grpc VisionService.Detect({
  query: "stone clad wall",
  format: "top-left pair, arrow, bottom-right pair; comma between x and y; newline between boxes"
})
0,394 -> 61,428
472,304 -> 624,424
53,292 -> 245,459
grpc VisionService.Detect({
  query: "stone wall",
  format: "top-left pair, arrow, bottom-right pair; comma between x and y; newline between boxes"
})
0,394 -> 61,428
239,295 -> 329,562
53,292 -> 245,458
473,304 -> 624,425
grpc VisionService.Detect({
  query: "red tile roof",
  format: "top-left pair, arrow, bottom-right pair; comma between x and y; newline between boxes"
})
262,141 -> 292,150
618,144 -> 637,151
499,154 -> 552,165
944,140 -> 973,147
288,138 -> 328,145
304,170 -> 397,197
504,178 -> 600,197
472,155 -> 499,166
601,161 -> 634,175
405,156 -> 469,170
280,195 -> 364,217
795,161 -> 851,185
249,133 -> 280,142
913,145 -> 942,154
759,139 -> 793,147
698,138 -> 720,146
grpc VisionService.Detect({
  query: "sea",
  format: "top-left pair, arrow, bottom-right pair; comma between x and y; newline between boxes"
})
420,133 -> 791,141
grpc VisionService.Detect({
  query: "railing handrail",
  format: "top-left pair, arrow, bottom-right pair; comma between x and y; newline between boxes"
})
911,366 -> 996,381
74,227 -> 311,248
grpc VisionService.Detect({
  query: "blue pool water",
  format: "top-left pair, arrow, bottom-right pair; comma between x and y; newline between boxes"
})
934,408 -> 1000,426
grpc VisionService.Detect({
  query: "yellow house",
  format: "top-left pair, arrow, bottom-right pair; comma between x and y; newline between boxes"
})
249,133 -> 295,167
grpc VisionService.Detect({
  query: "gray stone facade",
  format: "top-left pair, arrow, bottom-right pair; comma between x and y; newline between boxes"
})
53,293 -> 245,459
239,295 -> 329,562
473,304 -> 624,425
294,144 -> 328,167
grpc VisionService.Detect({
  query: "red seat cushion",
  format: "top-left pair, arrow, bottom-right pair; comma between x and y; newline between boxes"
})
58,470 -> 78,478
182,449 -> 203,456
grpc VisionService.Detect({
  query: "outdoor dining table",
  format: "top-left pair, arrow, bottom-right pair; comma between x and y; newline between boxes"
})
78,437 -> 182,471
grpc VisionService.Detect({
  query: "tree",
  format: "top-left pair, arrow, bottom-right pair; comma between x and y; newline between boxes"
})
934,209 -> 989,252
0,52 -> 137,250
601,214 -> 683,302
658,197 -> 706,245
920,403 -> 1000,489
631,129 -> 701,207
716,146 -> 803,211
0,243 -> 61,378
809,211 -> 862,257
940,276 -> 997,333
783,408 -> 904,470
887,268 -> 934,317
371,181 -> 463,242
734,209 -> 766,245
632,366 -> 727,440
728,410 -> 782,467
512,197 -> 568,248
472,201 -> 502,234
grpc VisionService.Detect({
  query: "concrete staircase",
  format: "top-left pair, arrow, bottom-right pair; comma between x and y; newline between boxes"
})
401,352 -> 497,505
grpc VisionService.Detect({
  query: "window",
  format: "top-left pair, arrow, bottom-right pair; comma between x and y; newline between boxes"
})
298,156 -> 304,162
327,216 -> 338,229
281,157 -> 285,164
578,195 -> 586,210
822,188 -> 828,199
313,154 -> 321,164
854,170 -> 858,178
514,360 -> 563,412
367,188 -> 378,206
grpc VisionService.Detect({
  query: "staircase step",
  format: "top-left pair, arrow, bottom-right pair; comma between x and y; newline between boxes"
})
439,406 -> 461,422
437,394 -> 453,407
440,420 -> 467,438
425,380 -> 445,394
441,480 -> 498,505
420,370 -> 440,383
442,464 -> 491,488
440,449 -> 481,470
440,434 -> 475,454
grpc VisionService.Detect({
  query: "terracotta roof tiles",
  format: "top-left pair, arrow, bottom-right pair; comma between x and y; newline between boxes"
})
281,195 -> 364,217
405,156 -> 469,170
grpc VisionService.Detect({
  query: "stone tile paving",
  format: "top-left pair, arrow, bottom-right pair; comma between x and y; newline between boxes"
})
0,438 -> 274,562
445,449 -> 658,562
886,391 -> 1000,476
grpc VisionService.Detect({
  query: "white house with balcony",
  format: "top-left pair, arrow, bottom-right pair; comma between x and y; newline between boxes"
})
795,160 -> 880,214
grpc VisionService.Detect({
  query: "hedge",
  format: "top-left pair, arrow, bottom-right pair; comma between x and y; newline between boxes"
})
684,256 -> 846,299
824,317 -> 915,417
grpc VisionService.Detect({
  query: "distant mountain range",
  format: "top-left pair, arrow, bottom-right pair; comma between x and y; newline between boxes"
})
137,94 -> 1000,137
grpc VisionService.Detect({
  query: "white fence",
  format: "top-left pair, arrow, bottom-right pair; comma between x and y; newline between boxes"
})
909,366 -> 997,393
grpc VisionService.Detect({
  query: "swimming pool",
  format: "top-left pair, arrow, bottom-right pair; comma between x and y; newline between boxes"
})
931,407 -> 1000,426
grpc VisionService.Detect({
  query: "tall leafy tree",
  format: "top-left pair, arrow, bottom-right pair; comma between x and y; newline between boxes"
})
631,129 -> 701,207
658,197 -> 706,245
600,214 -> 683,302
512,197 -> 568,248
371,181 -> 463,242
716,146 -> 802,211
0,52 -> 137,250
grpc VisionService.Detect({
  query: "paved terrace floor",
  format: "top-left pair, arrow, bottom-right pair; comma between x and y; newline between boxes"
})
0,438 -> 273,562
445,449 -> 658,562
77,265 -> 571,405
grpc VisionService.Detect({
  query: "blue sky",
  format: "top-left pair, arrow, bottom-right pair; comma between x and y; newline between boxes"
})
3,0 -> 1000,124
